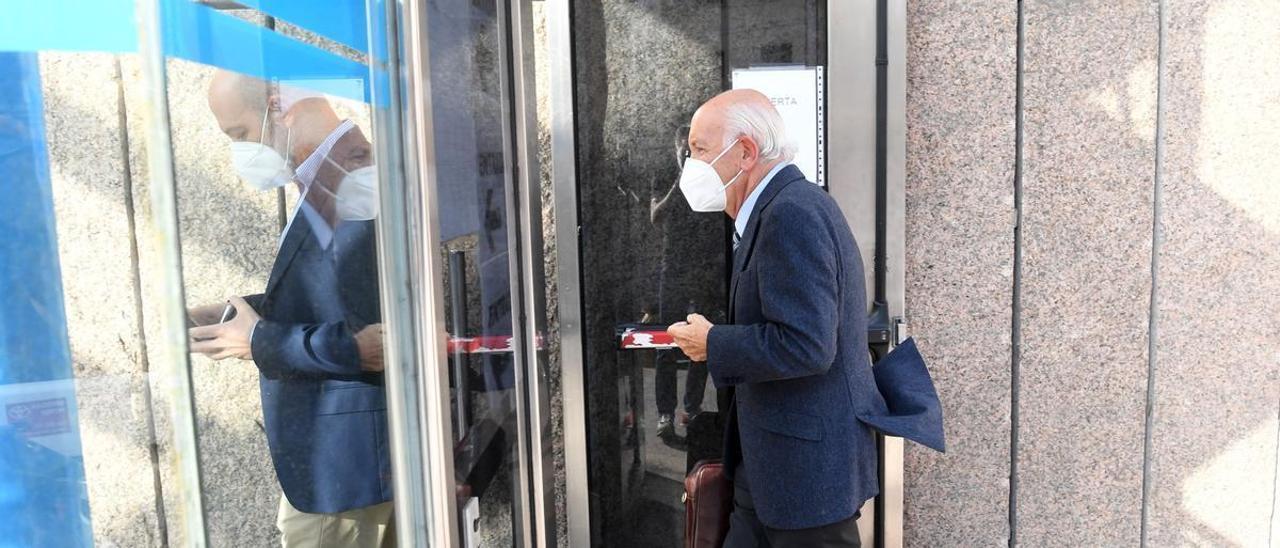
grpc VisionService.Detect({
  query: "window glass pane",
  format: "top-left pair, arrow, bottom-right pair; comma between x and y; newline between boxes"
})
158,3 -> 397,545
424,0 -> 523,544
0,0 -> 528,545
3,1 -> 418,545
0,50 -> 98,547
0,24 -> 184,548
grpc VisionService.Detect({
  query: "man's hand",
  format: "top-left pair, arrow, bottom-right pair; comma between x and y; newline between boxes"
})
188,296 -> 261,361
668,313 -> 714,362
355,323 -> 384,372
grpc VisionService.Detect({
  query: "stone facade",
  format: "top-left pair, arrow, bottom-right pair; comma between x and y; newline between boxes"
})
1016,2 -> 1159,545
901,0 -> 1280,546
1146,1 -> 1280,546
901,3 -> 1017,546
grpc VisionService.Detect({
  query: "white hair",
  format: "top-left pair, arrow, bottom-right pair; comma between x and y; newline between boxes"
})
721,99 -> 797,163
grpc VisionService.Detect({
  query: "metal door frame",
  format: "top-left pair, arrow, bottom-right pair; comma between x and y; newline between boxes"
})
396,0 -> 558,545
548,1 -> 908,546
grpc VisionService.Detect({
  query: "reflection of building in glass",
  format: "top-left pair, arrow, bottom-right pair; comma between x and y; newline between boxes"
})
429,0 -> 520,544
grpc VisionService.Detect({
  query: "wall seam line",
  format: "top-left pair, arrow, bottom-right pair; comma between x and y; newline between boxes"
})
1270,398 -> 1280,548
1009,1 -> 1026,547
1139,1 -> 1167,546
114,56 -> 170,547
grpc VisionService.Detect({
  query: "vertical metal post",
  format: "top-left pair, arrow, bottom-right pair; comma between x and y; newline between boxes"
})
397,0 -> 462,544
546,0 -> 591,544
874,0 -> 888,311
134,0 -> 208,544
881,0 -> 909,545
366,0 -> 436,545
494,1 -> 537,545
448,250 -> 471,436
507,0 -> 560,545
265,14 -> 288,232
827,2 -> 876,544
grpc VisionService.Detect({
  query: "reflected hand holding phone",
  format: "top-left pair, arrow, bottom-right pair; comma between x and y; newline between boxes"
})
187,296 -> 259,361
186,301 -> 230,328
211,303 -> 235,327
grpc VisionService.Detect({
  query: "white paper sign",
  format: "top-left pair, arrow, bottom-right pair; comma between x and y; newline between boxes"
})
731,66 -> 825,186
0,379 -> 82,456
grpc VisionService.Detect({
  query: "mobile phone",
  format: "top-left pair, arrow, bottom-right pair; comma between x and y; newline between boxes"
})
191,304 -> 235,344
218,303 -> 236,323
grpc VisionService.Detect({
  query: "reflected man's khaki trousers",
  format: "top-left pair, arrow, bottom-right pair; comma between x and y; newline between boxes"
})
277,494 -> 396,548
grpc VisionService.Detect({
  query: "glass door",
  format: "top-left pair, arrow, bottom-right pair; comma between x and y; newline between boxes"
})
555,1 -> 829,546
398,0 -> 557,546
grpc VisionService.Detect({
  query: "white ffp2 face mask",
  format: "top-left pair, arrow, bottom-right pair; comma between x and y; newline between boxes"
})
678,138 -> 743,212
312,160 -> 380,222
230,109 -> 293,192
335,165 -> 379,221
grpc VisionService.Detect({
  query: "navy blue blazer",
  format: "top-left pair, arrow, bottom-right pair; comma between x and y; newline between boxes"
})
707,165 -> 884,530
247,210 -> 391,514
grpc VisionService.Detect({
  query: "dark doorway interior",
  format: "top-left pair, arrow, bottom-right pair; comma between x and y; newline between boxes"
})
571,1 -> 827,545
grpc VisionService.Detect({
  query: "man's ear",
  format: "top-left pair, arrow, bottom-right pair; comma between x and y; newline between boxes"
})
265,84 -> 285,120
739,137 -> 761,171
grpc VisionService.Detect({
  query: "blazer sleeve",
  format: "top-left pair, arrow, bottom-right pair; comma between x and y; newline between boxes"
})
706,200 -> 840,386
242,293 -> 265,312
250,319 -> 363,379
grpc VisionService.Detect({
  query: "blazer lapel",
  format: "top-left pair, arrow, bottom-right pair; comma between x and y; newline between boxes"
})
728,165 -> 806,309
264,209 -> 313,299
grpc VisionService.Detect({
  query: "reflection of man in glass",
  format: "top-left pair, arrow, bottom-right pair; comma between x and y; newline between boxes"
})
187,70 -> 393,548
648,125 -> 710,438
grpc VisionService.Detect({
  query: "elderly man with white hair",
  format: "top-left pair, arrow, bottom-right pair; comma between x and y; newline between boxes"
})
669,89 -> 880,547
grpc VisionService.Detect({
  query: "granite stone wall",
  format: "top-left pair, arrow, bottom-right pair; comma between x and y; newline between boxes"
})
902,0 -> 1280,546
901,3 -> 1017,546
1146,1 -> 1280,546
1017,2 -> 1159,545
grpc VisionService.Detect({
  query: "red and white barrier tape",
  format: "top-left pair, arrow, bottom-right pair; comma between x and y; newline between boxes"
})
618,328 -> 677,350
446,334 -> 544,355
446,330 -> 676,353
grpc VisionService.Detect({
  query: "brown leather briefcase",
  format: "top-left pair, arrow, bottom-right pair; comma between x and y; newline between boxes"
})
684,459 -> 732,548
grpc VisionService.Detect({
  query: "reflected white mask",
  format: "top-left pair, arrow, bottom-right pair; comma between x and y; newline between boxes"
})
316,160 -> 380,221
230,109 -> 293,192
678,138 -> 743,213
336,166 -> 379,221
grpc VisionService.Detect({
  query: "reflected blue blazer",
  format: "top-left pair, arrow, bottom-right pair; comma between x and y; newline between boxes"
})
247,211 -> 391,514
707,165 -> 883,530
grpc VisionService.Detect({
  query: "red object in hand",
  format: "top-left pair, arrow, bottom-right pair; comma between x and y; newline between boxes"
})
618,328 -> 677,349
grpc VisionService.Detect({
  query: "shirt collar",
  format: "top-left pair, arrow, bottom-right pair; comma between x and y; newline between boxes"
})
734,162 -> 789,238
293,119 -> 356,187
279,120 -> 354,251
